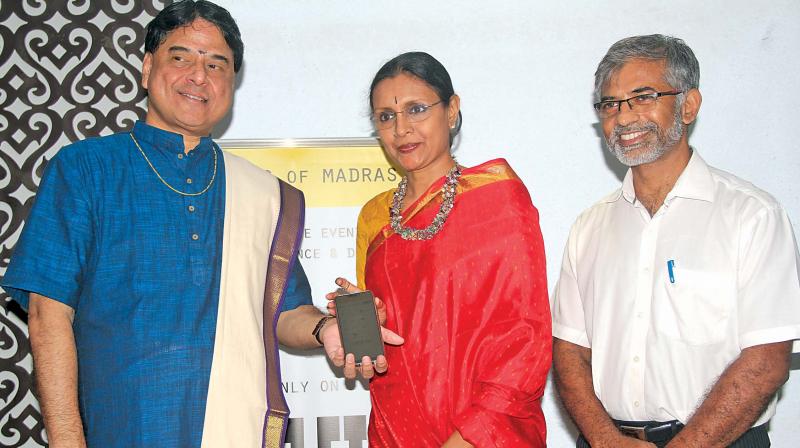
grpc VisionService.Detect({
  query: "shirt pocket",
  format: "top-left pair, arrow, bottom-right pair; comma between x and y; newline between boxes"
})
654,268 -> 733,345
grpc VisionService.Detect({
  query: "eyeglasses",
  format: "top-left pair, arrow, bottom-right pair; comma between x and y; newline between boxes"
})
372,101 -> 442,130
593,91 -> 683,118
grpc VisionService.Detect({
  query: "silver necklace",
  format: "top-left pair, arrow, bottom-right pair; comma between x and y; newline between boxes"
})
390,165 -> 461,240
130,133 -> 217,197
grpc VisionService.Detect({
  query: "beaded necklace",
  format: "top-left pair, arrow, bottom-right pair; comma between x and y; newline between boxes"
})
390,165 -> 461,240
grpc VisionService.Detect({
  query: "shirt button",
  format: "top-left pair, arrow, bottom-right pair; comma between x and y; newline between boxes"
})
637,312 -> 643,318
634,356 -> 640,362
186,178 -> 193,184
191,233 -> 199,241
634,401 -> 640,407
178,153 -> 184,159
188,205 -> 196,212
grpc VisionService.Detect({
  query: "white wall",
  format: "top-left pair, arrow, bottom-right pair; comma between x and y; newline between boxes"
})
214,1 -> 800,446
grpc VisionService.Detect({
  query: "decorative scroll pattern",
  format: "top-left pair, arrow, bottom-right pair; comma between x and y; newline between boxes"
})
0,1 -> 168,446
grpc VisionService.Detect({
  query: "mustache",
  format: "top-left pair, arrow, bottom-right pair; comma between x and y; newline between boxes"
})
608,121 -> 659,147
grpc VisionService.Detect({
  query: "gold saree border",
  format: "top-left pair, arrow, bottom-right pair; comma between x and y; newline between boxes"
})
365,159 -> 520,259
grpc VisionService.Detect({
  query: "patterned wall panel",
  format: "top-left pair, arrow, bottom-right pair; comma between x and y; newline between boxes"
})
0,1 -> 168,446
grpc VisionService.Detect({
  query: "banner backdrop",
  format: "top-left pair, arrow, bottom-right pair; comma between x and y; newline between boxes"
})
220,139 -> 396,447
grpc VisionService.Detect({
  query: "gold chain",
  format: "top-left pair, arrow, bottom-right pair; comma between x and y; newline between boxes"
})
130,133 -> 217,197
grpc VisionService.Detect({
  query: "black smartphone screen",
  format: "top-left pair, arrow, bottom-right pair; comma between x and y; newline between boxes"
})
334,291 -> 384,365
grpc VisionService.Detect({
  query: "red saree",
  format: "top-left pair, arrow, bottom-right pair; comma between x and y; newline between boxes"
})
355,159 -> 551,447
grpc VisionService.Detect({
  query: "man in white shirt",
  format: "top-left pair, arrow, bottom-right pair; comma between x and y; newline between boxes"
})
552,34 -> 800,448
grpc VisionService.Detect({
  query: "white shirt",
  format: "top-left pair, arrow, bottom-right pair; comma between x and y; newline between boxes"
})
552,151 -> 800,425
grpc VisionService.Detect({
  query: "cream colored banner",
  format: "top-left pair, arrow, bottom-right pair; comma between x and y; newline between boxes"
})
221,138 -> 398,207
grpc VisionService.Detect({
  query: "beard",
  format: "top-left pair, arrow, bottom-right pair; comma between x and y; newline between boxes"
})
606,106 -> 684,167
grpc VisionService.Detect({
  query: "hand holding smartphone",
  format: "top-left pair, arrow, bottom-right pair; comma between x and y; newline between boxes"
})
334,290 -> 384,366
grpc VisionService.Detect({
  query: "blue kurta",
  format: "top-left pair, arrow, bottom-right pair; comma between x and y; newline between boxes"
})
2,121 -> 312,447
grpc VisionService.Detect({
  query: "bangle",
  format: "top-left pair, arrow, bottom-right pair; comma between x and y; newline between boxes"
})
312,315 -> 334,346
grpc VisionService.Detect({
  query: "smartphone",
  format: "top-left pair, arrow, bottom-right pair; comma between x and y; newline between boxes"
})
334,291 -> 384,366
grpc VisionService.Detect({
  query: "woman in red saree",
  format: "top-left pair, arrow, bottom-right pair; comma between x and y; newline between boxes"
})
335,52 -> 551,447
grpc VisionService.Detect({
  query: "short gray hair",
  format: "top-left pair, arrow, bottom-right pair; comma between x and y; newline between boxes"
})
594,34 -> 699,102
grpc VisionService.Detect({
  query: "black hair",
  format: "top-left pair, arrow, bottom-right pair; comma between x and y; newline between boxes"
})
369,51 -> 462,143
145,0 -> 243,72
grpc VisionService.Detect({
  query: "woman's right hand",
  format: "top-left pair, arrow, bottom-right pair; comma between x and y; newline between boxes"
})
324,278 -> 386,325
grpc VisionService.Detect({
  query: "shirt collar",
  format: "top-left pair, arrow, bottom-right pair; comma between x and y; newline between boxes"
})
619,168 -> 636,204
131,121 -> 214,155
611,148 -> 716,205
665,149 -> 716,203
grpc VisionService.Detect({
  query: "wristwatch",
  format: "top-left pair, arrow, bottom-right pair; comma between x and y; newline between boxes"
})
312,315 -> 335,346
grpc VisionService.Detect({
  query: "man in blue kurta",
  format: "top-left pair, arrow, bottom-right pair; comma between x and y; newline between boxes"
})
1,1 -> 380,447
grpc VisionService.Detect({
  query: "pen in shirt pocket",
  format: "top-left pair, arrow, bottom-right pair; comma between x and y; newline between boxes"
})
667,259 -> 675,284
